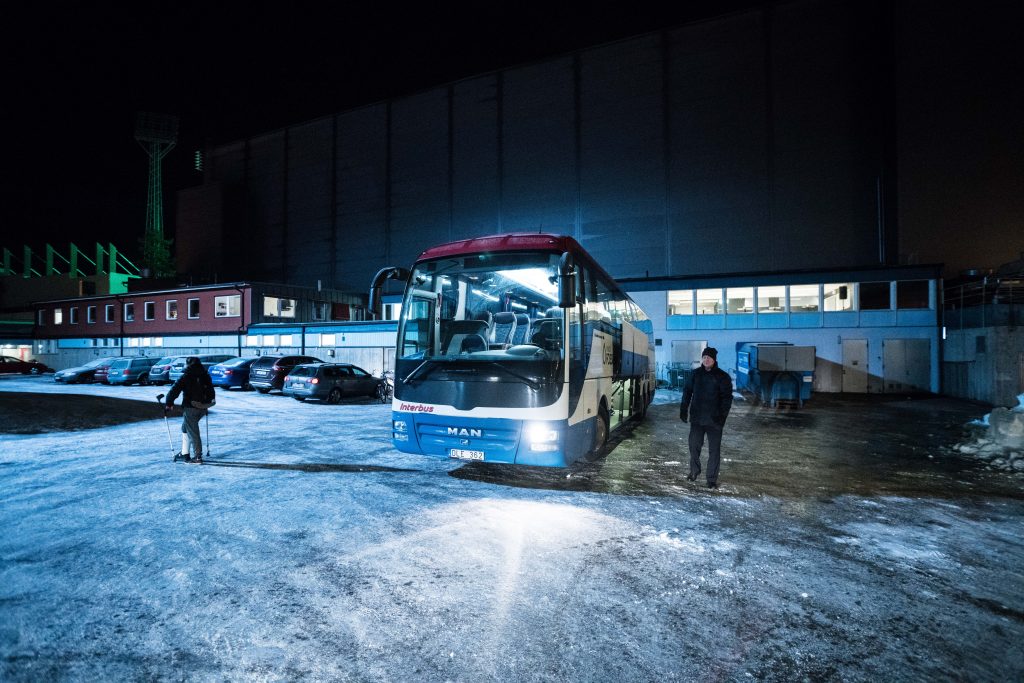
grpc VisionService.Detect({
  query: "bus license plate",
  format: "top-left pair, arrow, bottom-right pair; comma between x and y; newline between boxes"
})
450,449 -> 484,461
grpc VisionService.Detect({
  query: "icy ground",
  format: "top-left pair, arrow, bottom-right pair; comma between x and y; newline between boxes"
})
1,376 -> 1023,681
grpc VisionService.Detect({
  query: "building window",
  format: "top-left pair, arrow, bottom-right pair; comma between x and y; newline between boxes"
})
383,303 -> 402,321
37,310 -> 45,326
128,338 -> 140,347
246,335 -> 259,346
311,302 -> 329,321
215,295 -> 241,318
124,303 -> 135,322
897,280 -> 930,309
263,296 -> 297,318
756,286 -> 786,313
105,304 -> 115,323
790,284 -> 820,312
188,298 -> 200,319
860,282 -> 891,310
823,283 -> 853,311
667,290 -> 694,316
87,306 -> 97,324
54,309 -> 63,325
144,301 -> 156,320
279,334 -> 293,346
70,307 -> 79,324
321,333 -> 336,346
727,287 -> 753,313
166,300 -> 178,320
696,289 -> 722,315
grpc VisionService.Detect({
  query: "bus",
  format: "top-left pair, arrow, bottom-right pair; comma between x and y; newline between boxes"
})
370,233 -> 655,467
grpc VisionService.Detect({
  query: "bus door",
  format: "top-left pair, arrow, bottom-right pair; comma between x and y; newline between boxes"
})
400,289 -> 442,358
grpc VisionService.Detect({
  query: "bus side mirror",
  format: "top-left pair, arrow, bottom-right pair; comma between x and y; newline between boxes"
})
558,252 -> 576,309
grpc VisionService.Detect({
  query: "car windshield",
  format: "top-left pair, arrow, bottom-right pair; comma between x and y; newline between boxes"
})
252,357 -> 279,369
155,357 -> 177,365
83,358 -> 108,368
396,251 -> 564,363
289,366 -> 318,378
221,357 -> 252,367
110,360 -> 130,369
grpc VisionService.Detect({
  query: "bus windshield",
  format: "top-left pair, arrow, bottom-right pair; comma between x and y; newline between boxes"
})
397,251 -> 564,363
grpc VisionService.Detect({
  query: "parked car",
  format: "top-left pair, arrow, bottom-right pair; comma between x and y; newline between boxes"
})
248,355 -> 322,393
0,355 -> 50,375
282,363 -> 388,403
208,357 -> 259,390
106,356 -> 162,386
93,356 -> 131,384
167,354 -> 237,383
148,356 -> 186,386
53,357 -> 118,384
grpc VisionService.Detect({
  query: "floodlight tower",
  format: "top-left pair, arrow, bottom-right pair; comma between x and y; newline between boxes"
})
135,112 -> 179,277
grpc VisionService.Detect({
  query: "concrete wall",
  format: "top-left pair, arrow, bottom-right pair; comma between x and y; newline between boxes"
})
198,1 -> 888,294
943,326 -> 1024,407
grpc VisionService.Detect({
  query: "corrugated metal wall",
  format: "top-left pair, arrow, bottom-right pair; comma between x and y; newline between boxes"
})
200,0 -> 886,293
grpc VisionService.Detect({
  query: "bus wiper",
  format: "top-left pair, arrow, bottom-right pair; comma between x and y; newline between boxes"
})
402,359 -> 440,385
485,362 -> 541,391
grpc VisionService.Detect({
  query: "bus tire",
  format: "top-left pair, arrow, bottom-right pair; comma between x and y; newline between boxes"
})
592,405 -> 609,454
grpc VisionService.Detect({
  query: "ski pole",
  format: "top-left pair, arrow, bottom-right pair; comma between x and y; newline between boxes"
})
204,409 -> 211,457
155,394 -> 176,458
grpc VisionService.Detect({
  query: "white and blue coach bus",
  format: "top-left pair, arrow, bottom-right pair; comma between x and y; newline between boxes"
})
370,233 -> 655,467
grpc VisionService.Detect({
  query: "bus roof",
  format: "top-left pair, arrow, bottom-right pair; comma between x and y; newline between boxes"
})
416,233 -> 627,297
417,233 -> 581,261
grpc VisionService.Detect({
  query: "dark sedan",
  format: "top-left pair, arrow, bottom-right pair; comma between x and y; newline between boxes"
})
282,363 -> 387,403
53,357 -> 117,384
148,356 -> 187,386
0,355 -> 50,375
208,357 -> 259,390
249,355 -> 322,393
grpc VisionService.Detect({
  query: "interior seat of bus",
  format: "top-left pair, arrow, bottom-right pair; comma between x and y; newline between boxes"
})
512,314 -> 531,345
442,320 -> 491,355
490,312 -> 517,348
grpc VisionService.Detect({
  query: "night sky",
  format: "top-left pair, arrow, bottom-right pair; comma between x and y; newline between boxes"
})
3,2 -> 1021,275
2,1 -> 756,253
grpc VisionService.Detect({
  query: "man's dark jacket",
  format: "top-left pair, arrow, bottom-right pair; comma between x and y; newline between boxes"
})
680,365 -> 733,426
165,364 -> 215,409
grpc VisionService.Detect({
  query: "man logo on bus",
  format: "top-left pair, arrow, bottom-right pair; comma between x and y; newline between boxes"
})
448,427 -> 483,437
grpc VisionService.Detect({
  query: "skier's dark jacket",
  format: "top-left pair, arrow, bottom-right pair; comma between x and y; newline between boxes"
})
166,363 -> 216,409
680,364 -> 733,426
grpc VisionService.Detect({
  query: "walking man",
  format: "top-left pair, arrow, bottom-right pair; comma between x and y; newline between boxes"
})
680,347 -> 733,488
164,357 -> 216,463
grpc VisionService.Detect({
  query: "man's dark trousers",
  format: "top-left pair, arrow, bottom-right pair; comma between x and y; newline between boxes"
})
688,422 -> 723,483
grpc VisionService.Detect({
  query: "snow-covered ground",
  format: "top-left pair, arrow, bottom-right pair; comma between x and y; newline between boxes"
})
1,376 -> 1023,681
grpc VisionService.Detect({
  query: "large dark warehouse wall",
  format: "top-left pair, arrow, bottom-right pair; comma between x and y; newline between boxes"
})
191,0 -> 891,292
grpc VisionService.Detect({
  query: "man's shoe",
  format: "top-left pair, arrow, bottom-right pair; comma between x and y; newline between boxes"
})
686,473 -> 697,482
707,481 -> 718,489
172,452 -> 182,462
192,455 -> 203,465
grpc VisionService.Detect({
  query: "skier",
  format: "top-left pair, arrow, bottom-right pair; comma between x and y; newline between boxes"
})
164,357 -> 216,463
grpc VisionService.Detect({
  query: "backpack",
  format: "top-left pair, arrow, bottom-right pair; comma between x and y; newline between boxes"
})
190,372 -> 216,409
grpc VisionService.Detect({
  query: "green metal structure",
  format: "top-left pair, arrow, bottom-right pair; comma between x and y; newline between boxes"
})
135,112 -> 178,277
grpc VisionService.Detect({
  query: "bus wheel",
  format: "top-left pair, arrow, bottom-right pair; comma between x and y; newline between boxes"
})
593,406 -> 609,452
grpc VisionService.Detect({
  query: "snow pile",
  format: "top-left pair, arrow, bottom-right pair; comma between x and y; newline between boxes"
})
952,393 -> 1024,473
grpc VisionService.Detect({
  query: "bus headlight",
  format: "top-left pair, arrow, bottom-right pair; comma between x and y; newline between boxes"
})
393,420 -> 407,433
526,423 -> 559,452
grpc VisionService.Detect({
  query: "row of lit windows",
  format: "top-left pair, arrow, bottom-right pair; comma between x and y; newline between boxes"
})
667,281 -> 931,315
41,295 -> 242,326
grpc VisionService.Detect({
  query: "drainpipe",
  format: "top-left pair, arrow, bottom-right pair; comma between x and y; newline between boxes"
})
115,294 -> 124,356
235,284 -> 246,356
